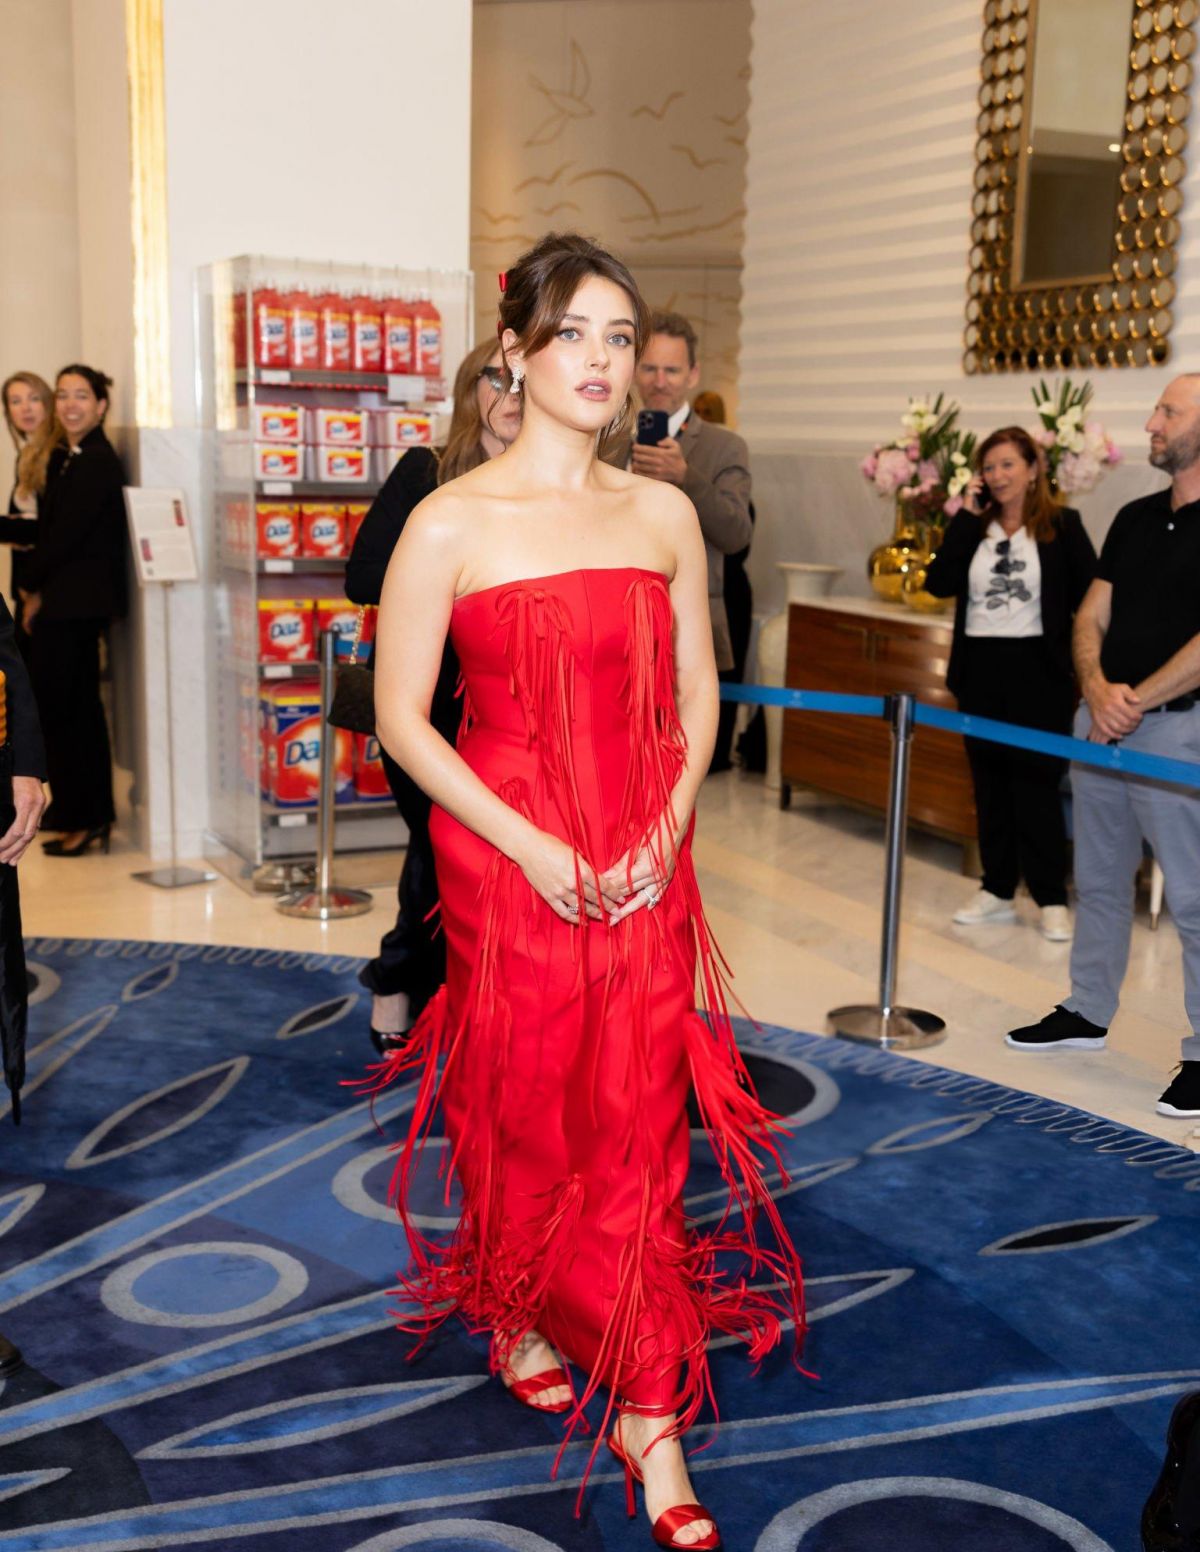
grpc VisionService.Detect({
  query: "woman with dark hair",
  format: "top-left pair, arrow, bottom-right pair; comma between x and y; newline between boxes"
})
360,234 -> 804,1550
22,365 -> 127,856
1,372 -> 60,657
346,338 -> 522,1052
926,425 -> 1096,940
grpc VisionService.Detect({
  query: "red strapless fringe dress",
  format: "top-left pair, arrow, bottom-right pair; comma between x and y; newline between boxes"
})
358,566 -> 805,1492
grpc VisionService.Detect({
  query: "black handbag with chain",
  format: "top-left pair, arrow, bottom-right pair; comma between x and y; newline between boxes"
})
328,606 -> 375,735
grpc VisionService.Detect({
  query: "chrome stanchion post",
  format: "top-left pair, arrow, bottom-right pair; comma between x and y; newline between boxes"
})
277,631 -> 373,921
827,692 -> 946,1050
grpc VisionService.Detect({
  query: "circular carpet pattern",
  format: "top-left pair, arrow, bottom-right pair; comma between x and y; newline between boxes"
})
0,937 -> 1196,1550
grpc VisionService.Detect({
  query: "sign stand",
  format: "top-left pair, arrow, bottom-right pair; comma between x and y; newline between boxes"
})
123,487 -> 216,890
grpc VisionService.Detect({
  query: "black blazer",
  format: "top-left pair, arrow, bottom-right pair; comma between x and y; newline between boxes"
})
924,507 -> 1097,698
0,595 -> 45,779
344,446 -> 460,746
22,427 -> 128,622
2,471 -> 38,603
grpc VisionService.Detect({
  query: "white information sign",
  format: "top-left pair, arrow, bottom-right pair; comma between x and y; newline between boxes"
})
123,487 -> 199,585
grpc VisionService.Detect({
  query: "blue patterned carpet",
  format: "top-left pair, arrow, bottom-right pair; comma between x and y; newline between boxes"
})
0,937 -> 1195,1551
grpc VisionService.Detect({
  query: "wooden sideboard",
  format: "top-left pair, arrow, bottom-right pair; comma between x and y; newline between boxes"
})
781,598 -> 977,843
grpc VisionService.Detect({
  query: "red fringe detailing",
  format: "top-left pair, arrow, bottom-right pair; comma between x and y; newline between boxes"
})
354,571 -> 806,1512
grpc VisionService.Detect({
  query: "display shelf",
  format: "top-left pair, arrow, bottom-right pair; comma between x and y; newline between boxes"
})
198,252 -> 472,872
263,801 -> 395,825
237,367 -> 444,403
257,557 -> 347,575
255,480 -> 384,500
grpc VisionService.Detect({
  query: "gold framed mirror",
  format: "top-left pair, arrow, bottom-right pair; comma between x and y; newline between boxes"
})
965,0 -> 1195,373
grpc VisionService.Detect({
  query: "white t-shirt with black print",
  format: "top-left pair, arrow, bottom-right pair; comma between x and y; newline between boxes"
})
965,520 -> 1042,638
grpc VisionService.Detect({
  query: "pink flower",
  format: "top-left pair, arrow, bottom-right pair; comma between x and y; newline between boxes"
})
918,459 -> 939,485
1034,427 -> 1057,449
861,453 -> 879,480
944,495 -> 964,517
1106,440 -> 1123,466
873,447 -> 914,496
907,441 -> 920,459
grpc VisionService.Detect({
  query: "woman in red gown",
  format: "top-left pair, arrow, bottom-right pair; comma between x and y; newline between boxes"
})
365,234 -> 804,1550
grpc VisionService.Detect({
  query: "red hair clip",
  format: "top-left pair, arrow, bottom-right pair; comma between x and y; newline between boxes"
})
498,271 -> 508,293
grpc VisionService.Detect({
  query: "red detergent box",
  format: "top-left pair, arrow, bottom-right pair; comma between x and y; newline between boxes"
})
251,404 -> 305,443
316,596 -> 374,650
254,443 -> 304,481
376,409 -> 433,447
345,501 -> 371,547
255,502 -> 300,558
262,682 -> 354,807
353,732 -> 391,801
312,406 -> 370,445
314,445 -> 370,483
300,503 -> 346,557
257,598 -> 315,663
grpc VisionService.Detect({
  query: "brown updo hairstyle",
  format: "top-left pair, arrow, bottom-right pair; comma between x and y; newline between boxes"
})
974,424 -> 1063,543
496,232 -> 651,454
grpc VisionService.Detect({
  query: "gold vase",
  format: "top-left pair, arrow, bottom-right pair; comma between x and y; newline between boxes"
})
901,521 -> 951,614
867,502 -> 922,603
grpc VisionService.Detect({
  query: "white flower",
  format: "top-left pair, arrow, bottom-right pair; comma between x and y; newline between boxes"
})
951,451 -> 966,466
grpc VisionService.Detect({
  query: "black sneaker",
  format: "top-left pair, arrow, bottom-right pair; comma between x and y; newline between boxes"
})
1005,1005 -> 1108,1051
1157,1062 -> 1200,1119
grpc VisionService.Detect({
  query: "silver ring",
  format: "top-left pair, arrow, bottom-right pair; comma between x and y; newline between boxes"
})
644,887 -> 659,910
566,903 -> 579,914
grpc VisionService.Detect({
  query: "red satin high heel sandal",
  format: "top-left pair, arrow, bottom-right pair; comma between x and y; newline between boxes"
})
607,1426 -> 722,1550
501,1364 -> 572,1414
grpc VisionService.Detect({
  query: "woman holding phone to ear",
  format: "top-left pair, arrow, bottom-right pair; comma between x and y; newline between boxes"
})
925,426 -> 1096,941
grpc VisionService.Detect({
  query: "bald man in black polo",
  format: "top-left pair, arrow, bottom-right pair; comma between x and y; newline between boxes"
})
1008,375 -> 1200,1120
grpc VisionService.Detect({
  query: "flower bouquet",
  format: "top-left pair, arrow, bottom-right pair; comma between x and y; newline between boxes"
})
861,393 -> 968,525
1031,378 -> 1123,495
862,395 -> 975,607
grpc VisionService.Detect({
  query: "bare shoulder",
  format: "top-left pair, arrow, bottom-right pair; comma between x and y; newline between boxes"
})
625,468 -> 700,541
395,483 -> 476,574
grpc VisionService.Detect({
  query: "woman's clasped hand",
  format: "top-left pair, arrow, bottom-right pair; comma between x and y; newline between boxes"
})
515,821 -> 677,925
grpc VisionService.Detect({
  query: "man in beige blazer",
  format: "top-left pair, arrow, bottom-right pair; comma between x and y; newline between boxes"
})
604,310 -> 753,675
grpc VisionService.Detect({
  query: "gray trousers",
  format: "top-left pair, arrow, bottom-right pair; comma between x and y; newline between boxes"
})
1064,702 -> 1200,1059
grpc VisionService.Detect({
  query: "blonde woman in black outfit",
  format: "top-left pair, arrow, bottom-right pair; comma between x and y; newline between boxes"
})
23,366 -> 127,857
1,372 -> 59,658
346,339 -> 522,1050
925,426 -> 1096,941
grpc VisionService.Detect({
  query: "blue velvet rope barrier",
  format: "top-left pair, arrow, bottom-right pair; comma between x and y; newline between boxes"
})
722,682 -> 1200,790
719,683 -> 886,718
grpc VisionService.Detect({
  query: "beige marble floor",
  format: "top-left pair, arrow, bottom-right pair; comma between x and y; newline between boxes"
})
21,769 -> 1196,1145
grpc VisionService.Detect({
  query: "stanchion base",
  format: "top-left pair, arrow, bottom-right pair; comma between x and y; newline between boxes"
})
827,1003 -> 947,1050
251,861 -> 316,895
276,886 -> 373,921
132,865 -> 217,890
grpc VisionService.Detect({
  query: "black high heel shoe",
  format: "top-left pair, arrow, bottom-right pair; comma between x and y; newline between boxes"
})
42,825 -> 111,858
1143,1390 -> 1200,1550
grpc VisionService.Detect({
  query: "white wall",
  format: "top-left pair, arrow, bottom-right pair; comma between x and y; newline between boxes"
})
70,0 -> 136,431
162,0 -> 473,428
129,0 -> 474,859
471,0 -> 749,417
740,0 -> 1192,611
0,0 -> 81,383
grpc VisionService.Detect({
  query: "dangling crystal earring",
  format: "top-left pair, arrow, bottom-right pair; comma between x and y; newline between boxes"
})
509,365 -> 524,395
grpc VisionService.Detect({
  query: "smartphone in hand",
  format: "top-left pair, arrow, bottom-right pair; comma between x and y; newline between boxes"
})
636,409 -> 670,446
